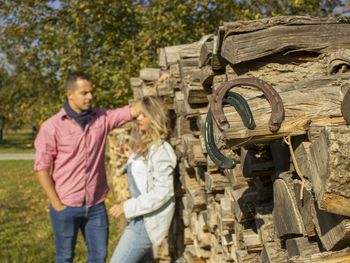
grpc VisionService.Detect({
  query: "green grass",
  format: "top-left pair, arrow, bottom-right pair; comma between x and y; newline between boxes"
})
0,160 -> 125,263
0,131 -> 35,153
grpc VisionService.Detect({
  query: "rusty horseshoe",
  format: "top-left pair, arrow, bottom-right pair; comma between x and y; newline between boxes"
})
210,77 -> 285,132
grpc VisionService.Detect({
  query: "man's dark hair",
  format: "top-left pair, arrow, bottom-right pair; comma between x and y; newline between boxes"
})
66,72 -> 91,90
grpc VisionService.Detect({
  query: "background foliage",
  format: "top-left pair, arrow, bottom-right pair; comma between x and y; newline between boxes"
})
0,0 -> 345,128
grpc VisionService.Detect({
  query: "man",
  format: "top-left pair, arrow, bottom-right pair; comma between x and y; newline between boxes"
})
34,72 -> 141,263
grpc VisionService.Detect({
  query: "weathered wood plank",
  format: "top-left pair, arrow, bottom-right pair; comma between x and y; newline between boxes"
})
273,172 -> 306,238
312,200 -> 350,251
289,247 -> 350,263
222,17 -> 350,64
222,75 -> 350,143
205,172 -> 230,192
240,146 -> 275,177
309,125 -> 350,216
139,68 -> 161,81
286,236 -> 321,259
293,180 -> 316,237
260,241 -> 288,263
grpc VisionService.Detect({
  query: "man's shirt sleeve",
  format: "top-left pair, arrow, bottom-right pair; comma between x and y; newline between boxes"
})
34,122 -> 57,172
105,105 -> 133,131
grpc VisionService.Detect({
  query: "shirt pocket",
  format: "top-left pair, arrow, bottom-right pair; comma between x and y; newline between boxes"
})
88,122 -> 106,144
57,134 -> 79,154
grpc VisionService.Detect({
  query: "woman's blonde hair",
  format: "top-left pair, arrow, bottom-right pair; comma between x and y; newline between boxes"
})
134,96 -> 169,156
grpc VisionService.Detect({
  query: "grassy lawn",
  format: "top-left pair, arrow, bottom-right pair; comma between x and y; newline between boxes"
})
0,131 -> 35,154
0,160 -> 125,263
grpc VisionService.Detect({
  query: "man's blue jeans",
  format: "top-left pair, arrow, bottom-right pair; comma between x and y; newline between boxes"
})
49,202 -> 108,263
110,218 -> 153,263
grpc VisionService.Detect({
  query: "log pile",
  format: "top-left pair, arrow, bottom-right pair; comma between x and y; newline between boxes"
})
108,16 -> 350,262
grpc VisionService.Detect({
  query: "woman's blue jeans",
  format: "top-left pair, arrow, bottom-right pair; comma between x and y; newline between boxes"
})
110,218 -> 153,263
49,202 -> 108,263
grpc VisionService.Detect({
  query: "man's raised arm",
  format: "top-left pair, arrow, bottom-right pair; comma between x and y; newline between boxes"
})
130,101 -> 142,119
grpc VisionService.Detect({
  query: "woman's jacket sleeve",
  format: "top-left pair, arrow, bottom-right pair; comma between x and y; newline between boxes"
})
123,142 -> 176,219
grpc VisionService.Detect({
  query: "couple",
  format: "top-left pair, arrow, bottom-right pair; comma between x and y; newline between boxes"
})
34,72 -> 176,263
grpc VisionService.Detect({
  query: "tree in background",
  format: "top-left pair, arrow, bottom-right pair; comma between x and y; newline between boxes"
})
0,0 -> 343,128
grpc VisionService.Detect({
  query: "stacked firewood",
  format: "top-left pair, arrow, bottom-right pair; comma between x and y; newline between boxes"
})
108,16 -> 350,262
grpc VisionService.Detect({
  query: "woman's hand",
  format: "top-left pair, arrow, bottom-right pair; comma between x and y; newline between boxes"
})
120,143 -> 132,158
109,204 -> 125,219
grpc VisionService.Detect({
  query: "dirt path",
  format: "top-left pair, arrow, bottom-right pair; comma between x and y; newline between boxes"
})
0,153 -> 35,160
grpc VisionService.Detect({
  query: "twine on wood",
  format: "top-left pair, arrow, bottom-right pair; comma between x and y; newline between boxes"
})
283,135 -> 305,200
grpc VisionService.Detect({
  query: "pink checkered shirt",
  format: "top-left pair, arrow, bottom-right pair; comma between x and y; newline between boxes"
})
34,105 -> 132,207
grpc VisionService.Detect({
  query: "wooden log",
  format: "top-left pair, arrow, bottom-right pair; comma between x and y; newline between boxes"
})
205,172 -> 230,192
196,112 -> 207,137
142,82 -> 157,96
342,85 -> 350,122
209,234 -> 224,262
240,146 -> 275,177
107,128 -> 131,203
179,57 -> 199,69
182,245 -> 207,263
242,228 -> 263,253
286,236 -> 321,259
223,164 -> 252,190
218,197 -> 235,234
199,38 -> 214,68
156,80 -> 174,97
269,138 -> 291,174
231,185 -> 257,222
158,42 -> 200,68
175,116 -> 200,138
186,139 -> 206,167
254,204 -> 276,245
179,65 -> 201,89
175,91 -> 208,118
153,238 -> 171,261
193,240 -> 211,259
288,248 -> 350,263
200,65 -> 224,90
130,77 -> 144,99
309,125 -> 350,217
185,180 -> 206,213
203,199 -> 219,232
157,47 -> 167,70
194,166 -> 206,188
211,27 -> 228,71
181,197 -> 190,228
232,184 -> 271,223
328,48 -> 350,75
273,172 -> 306,238
182,81 -> 209,105
293,180 -> 316,237
221,16 -> 350,65
222,75 -> 349,144
174,91 -> 186,117
139,67 -> 161,81
226,51 -> 327,87
221,231 -> 235,261
293,135 -> 312,180
260,241 -> 288,263
312,200 -> 350,251
235,249 -> 260,263
168,64 -> 181,91
179,41 -> 201,59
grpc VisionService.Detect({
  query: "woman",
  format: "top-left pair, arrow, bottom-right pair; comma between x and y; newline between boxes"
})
109,96 -> 177,263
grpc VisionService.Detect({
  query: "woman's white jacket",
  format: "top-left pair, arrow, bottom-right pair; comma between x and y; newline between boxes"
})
123,141 -> 177,246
